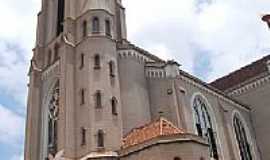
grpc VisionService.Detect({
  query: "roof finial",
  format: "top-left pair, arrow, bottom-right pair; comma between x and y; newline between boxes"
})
262,14 -> 270,29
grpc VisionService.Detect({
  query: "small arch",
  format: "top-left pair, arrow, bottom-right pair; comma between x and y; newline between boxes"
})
97,129 -> 104,148
94,54 -> 101,69
95,90 -> 102,108
79,53 -> 84,69
174,157 -> 181,160
111,97 -> 118,115
82,20 -> 87,37
47,50 -> 52,66
80,89 -> 85,105
105,19 -> 111,36
109,61 -> 115,77
81,127 -> 86,146
92,17 -> 100,33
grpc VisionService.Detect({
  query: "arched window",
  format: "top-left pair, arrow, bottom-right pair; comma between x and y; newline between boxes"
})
79,53 -> 84,69
80,89 -> 85,105
92,17 -> 100,33
109,61 -> 115,77
47,50 -> 52,66
111,97 -> 117,115
193,96 -> 219,159
97,130 -> 104,148
233,115 -> 252,160
95,90 -> 102,108
47,82 -> 59,156
105,20 -> 111,36
94,54 -> 101,69
82,20 -> 87,37
81,127 -> 86,146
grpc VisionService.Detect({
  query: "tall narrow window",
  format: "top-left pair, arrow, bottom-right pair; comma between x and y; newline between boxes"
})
95,91 -> 102,108
54,44 -> 59,61
233,116 -> 253,160
81,127 -> 86,146
82,21 -> 87,37
47,83 -> 59,156
80,89 -> 85,105
193,96 -> 219,160
111,97 -> 117,115
92,17 -> 100,33
80,54 -> 84,69
94,54 -> 101,69
56,0 -> 65,36
47,50 -> 52,66
97,130 -> 104,148
105,20 -> 111,36
109,61 -> 115,77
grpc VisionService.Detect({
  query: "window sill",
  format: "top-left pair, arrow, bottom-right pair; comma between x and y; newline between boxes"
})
96,147 -> 105,152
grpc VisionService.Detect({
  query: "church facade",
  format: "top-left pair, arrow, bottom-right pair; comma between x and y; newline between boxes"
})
24,0 -> 269,160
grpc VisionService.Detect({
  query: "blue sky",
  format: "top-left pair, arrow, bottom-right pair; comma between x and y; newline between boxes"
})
0,0 -> 269,159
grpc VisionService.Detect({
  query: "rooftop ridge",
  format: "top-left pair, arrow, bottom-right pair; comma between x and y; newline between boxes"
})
210,54 -> 270,91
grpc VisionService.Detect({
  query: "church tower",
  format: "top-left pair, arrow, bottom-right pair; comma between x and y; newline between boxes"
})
25,0 -> 127,160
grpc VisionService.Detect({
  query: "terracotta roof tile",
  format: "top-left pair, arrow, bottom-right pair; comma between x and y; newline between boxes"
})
210,55 -> 270,91
122,118 -> 184,149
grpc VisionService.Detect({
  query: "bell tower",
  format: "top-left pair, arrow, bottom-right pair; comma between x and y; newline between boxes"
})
25,0 -> 127,160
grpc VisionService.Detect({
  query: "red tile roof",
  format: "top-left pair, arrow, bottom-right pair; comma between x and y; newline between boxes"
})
122,118 -> 184,149
210,55 -> 270,91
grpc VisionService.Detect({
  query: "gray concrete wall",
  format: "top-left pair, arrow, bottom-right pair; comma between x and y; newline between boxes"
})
232,80 -> 270,160
147,78 -> 181,127
118,56 -> 151,135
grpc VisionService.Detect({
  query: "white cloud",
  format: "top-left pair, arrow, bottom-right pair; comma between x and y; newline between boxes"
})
124,0 -> 270,81
0,104 -> 24,145
0,42 -> 29,106
11,153 -> 24,160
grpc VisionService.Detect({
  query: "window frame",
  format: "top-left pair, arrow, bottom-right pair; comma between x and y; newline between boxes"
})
97,129 -> 105,148
192,95 -> 219,160
94,54 -> 101,69
233,114 -> 253,160
105,19 -> 111,37
92,17 -> 100,33
82,20 -> 87,37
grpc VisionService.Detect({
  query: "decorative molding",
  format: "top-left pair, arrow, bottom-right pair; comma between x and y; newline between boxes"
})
31,60 -> 42,72
228,74 -> 270,96
178,74 -> 250,111
63,33 -> 75,47
146,69 -> 166,78
42,60 -> 60,81
118,50 -> 155,63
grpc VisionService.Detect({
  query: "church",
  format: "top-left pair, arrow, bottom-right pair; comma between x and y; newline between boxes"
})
24,0 -> 270,160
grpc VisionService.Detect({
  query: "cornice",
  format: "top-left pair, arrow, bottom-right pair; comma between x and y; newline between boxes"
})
228,73 -> 270,96
177,71 -> 250,111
